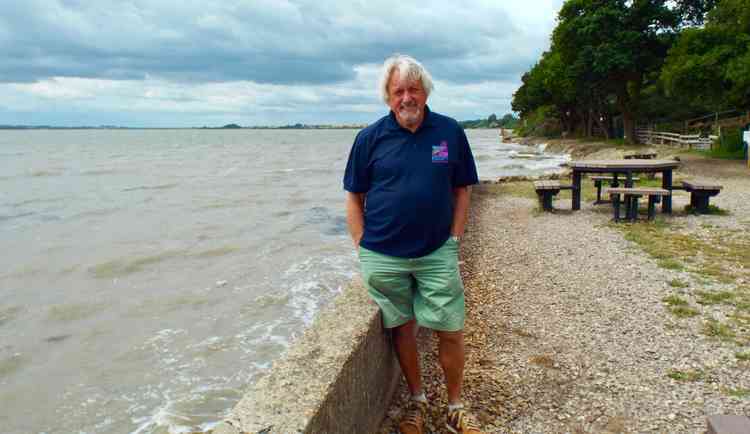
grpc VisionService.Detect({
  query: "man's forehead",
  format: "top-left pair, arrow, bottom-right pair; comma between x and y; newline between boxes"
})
388,72 -> 423,89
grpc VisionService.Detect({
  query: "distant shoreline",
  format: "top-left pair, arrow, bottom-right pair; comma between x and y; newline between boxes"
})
0,125 -> 506,131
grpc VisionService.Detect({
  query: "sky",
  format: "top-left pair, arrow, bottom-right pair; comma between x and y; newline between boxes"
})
0,0 -> 564,127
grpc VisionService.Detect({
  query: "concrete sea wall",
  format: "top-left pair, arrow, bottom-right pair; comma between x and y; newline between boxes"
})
213,279 -> 401,434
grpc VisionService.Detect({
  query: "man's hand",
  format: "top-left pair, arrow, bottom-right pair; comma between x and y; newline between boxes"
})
345,192 -> 365,248
450,186 -> 471,239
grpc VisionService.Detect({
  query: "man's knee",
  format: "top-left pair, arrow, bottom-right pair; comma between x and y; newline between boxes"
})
436,329 -> 463,345
393,319 -> 418,338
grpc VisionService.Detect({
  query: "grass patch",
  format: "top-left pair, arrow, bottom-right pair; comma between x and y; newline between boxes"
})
685,204 -> 730,215
663,295 -> 688,306
670,305 -> 700,318
615,218 -> 750,287
696,290 -> 736,306
668,279 -> 689,288
736,352 -> 750,361
722,387 -> 750,398
658,258 -> 684,270
477,181 -> 537,200
702,319 -> 736,341
668,368 -> 704,382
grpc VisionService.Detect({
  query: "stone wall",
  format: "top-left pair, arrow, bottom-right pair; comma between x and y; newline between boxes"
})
213,279 -> 400,434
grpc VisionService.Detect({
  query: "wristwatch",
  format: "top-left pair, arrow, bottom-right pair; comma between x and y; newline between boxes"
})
450,235 -> 461,243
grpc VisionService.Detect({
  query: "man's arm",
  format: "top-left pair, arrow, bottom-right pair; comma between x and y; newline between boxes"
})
450,186 -> 471,238
346,192 -> 366,247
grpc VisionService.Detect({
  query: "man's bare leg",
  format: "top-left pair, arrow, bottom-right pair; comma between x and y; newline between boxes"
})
392,319 -> 422,395
436,330 -> 465,404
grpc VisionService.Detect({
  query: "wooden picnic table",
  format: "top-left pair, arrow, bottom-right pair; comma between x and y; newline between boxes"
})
568,159 -> 681,213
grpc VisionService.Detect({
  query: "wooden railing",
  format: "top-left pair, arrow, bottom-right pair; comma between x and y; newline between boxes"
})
636,129 -> 715,150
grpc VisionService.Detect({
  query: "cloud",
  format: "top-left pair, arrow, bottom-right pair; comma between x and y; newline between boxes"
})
0,0 -> 564,125
0,0 -> 557,85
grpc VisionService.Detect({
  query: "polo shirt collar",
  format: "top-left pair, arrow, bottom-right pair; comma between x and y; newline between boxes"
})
386,105 -> 435,132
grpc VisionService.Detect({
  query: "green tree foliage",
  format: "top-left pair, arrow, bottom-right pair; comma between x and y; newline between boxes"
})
552,0 -> 681,143
662,0 -> 750,110
459,113 -> 519,129
513,0 -> 728,142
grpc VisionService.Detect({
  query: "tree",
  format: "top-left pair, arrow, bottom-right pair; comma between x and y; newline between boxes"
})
552,0 -> 681,143
662,0 -> 750,110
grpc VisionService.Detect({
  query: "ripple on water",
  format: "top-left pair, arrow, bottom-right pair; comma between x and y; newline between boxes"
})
88,250 -> 185,278
122,183 -> 179,192
47,302 -> 108,322
0,305 -> 23,327
0,353 -> 27,379
89,246 -> 241,279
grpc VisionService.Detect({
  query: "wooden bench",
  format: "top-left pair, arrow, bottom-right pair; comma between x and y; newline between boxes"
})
608,187 -> 671,222
682,181 -> 722,213
534,180 -> 574,211
591,175 -> 640,204
624,152 -> 657,159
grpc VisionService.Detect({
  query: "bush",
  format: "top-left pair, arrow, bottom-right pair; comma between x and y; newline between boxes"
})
517,105 -> 562,137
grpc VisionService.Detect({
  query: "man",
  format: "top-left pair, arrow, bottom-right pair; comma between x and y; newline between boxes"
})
343,54 -> 482,434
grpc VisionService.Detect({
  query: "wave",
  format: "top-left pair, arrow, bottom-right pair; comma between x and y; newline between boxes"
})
89,246 -> 241,278
122,183 -> 178,192
0,353 -> 27,379
47,302 -> 107,322
89,250 -> 185,278
29,169 -> 63,177
0,211 -> 35,222
0,305 -> 23,327
80,168 -> 119,176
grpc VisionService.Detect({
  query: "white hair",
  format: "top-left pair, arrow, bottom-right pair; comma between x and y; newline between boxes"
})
379,54 -> 434,104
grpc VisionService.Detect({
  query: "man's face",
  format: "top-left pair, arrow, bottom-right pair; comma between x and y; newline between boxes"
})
387,71 -> 427,131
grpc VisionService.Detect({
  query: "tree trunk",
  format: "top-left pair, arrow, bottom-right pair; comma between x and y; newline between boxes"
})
593,112 -> 610,140
615,80 -> 640,144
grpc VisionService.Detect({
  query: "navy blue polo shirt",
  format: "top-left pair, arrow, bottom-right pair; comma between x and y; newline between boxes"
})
343,106 -> 478,258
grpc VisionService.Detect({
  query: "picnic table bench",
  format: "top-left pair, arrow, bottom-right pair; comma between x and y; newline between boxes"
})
682,180 -> 723,213
624,151 -> 657,159
591,175 -> 640,204
608,187 -> 671,222
534,180 -> 574,211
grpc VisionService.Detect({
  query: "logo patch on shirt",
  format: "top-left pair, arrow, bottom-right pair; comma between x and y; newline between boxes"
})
432,141 -> 449,163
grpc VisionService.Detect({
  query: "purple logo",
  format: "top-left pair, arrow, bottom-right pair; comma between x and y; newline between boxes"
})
432,141 -> 449,163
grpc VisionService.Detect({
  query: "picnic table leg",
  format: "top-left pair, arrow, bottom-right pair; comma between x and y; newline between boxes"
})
629,195 -> 640,222
611,173 -> 620,188
595,179 -> 602,203
647,195 -> 657,220
625,171 -> 634,188
662,170 -> 673,213
612,193 -> 621,221
572,170 -> 582,210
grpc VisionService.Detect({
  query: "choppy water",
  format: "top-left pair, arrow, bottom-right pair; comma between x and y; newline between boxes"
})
0,128 -> 566,434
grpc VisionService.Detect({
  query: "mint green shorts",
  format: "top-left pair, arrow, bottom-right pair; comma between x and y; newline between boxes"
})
358,238 -> 465,332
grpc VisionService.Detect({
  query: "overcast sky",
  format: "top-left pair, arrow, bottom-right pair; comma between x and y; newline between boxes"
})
0,0 -> 564,127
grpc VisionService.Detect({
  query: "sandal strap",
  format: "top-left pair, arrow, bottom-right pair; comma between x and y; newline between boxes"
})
449,409 -> 481,430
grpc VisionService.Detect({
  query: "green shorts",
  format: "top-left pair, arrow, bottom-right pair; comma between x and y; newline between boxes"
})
358,238 -> 465,332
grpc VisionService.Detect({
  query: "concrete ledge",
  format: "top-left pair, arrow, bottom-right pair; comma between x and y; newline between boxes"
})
213,279 -> 400,434
707,415 -> 750,434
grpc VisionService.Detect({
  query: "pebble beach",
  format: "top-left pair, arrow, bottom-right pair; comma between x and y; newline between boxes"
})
379,141 -> 750,433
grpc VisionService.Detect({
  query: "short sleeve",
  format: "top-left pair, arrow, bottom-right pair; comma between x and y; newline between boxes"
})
452,126 -> 479,187
343,129 -> 371,193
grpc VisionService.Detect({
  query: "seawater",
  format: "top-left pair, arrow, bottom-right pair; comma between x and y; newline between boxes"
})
0,128 -> 567,434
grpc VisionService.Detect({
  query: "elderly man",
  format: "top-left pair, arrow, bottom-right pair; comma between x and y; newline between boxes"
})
343,54 -> 482,434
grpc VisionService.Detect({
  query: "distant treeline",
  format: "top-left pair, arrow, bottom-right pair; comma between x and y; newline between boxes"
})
459,113 -> 519,129
512,0 -> 749,142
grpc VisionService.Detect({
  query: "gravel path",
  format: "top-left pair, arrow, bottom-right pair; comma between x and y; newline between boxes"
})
379,155 -> 750,433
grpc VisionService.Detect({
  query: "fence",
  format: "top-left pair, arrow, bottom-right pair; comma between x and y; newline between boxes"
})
636,129 -> 715,150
